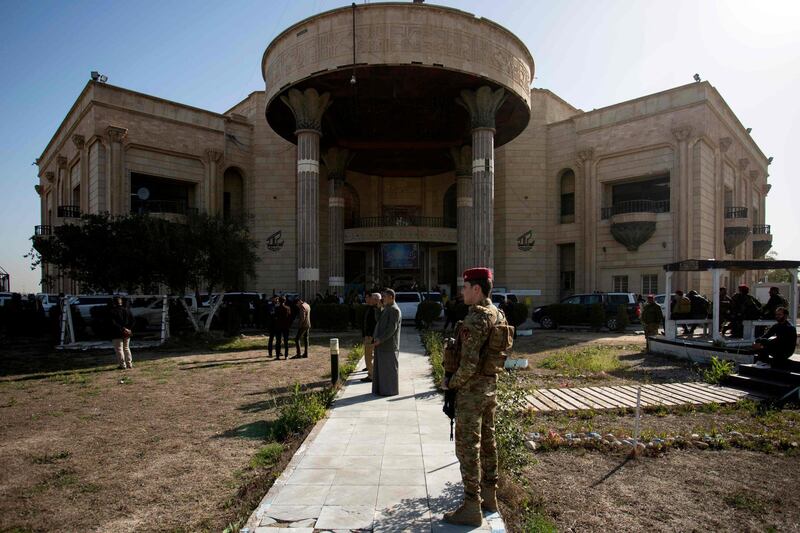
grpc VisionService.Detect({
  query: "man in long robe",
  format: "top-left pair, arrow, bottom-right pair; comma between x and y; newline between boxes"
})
372,288 -> 401,396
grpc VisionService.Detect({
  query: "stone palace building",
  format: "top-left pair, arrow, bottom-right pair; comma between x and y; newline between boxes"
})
35,2 -> 772,301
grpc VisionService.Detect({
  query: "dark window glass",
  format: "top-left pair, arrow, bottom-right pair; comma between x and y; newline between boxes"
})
561,193 -> 575,217
612,176 -> 670,205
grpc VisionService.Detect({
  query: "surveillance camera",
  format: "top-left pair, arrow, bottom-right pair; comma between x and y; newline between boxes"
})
693,73 -> 700,82
91,71 -> 100,81
99,75 -> 108,83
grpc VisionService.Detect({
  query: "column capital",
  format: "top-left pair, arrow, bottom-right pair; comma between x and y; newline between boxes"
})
671,125 -> 692,142
56,155 -> 68,169
321,147 -> 351,181
45,171 -> 55,182
449,145 -> 472,177
71,134 -> 86,150
205,148 -> 224,164
738,158 -> 750,171
280,88 -> 332,133
719,136 -> 732,153
106,126 -> 128,143
749,170 -> 760,181
577,148 -> 594,163
456,86 -> 506,130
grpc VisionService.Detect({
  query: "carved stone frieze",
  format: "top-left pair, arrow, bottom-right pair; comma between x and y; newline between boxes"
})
719,137 -> 732,153
71,134 -> 85,150
671,126 -> 692,142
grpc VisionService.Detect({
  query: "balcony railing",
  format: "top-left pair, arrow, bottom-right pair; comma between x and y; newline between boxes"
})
133,200 -> 198,216
34,225 -> 52,236
725,206 -> 748,219
600,199 -> 670,220
57,205 -> 81,218
752,224 -> 771,235
347,216 -> 456,229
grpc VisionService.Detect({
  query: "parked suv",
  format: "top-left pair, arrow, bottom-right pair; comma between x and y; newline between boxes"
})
394,292 -> 422,321
531,292 -> 640,330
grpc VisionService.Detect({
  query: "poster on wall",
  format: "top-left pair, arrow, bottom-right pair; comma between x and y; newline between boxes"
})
382,243 -> 419,269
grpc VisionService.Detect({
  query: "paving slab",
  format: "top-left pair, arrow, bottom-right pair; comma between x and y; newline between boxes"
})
245,330 -> 506,532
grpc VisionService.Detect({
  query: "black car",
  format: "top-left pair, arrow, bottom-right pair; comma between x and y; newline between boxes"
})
531,292 -> 641,330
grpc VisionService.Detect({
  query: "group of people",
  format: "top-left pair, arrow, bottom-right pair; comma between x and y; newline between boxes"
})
360,289 -> 402,396
639,285 -> 791,339
265,296 -> 311,359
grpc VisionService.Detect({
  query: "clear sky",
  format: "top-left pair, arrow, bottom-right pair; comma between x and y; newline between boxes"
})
1,0 -> 798,293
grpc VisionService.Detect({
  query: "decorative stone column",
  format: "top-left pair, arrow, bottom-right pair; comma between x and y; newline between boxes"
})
72,135 -> 88,213
204,149 -> 223,214
577,148 -> 595,292
281,88 -> 332,299
450,145 -> 473,284
106,126 -> 128,215
56,155 -> 68,214
456,86 -> 506,270
671,126 -> 692,289
322,147 -> 351,293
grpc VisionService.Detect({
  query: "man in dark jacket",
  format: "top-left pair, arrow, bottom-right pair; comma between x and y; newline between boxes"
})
266,296 -> 278,358
731,285 -> 762,338
762,287 -> 789,320
110,296 -> 135,369
360,293 -> 381,382
274,297 -> 293,359
752,307 -> 797,368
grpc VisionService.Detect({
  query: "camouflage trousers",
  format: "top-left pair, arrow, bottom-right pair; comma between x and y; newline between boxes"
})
644,323 -> 660,337
455,376 -> 498,500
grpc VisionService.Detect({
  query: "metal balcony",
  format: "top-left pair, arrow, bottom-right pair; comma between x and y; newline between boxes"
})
347,216 -> 456,229
752,224 -> 771,235
751,225 -> 773,258
57,205 -> 81,218
724,206 -> 748,219
34,225 -> 52,236
600,199 -> 670,220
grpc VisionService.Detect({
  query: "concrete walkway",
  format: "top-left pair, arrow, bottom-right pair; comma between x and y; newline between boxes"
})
245,329 -> 505,532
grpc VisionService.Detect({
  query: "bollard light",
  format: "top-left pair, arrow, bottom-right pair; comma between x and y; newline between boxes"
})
330,338 -> 339,385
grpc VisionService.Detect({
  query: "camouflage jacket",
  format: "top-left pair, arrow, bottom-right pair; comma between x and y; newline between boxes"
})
449,297 -> 499,390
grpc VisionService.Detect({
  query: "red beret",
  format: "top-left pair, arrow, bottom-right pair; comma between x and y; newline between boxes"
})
463,267 -> 493,282
647,294 -> 655,299
739,284 -> 749,290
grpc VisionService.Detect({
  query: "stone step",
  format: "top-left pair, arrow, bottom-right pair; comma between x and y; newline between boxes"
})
725,373 -> 796,397
738,364 -> 800,386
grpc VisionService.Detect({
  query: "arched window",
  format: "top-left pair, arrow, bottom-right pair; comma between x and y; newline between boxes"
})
223,167 -> 244,219
343,182 -> 360,228
443,183 -> 457,228
559,169 -> 575,224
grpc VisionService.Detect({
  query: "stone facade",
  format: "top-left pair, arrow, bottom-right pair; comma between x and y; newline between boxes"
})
36,3 -> 770,303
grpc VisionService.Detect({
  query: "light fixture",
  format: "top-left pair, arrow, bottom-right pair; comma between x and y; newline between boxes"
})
350,73 -> 357,85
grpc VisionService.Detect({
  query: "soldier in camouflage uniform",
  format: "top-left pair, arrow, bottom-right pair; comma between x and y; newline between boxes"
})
443,267 -> 507,526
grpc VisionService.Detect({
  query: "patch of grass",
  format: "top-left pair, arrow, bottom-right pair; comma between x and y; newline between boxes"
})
522,505 -> 558,533
47,372 -> 92,386
31,450 -> 71,464
211,336 -> 269,352
338,344 -> 363,382
0,397 -> 18,408
539,346 -> 622,376
702,356 -> 734,385
724,491 -> 767,515
249,442 -> 284,469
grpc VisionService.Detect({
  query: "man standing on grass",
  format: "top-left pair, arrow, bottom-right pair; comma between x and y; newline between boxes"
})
360,292 -> 381,382
293,298 -> 311,359
274,297 -> 292,359
372,288 -> 400,396
110,296 -> 135,369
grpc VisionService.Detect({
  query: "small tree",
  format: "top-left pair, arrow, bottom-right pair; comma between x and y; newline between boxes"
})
416,301 -> 443,329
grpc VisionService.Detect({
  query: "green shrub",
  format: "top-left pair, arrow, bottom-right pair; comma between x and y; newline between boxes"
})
269,383 -> 329,441
312,303 -> 350,330
496,373 -> 530,472
416,301 -> 443,329
703,356 -> 735,384
506,302 -> 529,328
339,344 -> 364,382
539,346 -> 622,376
422,330 -> 445,386
588,303 -> 605,331
615,304 -> 630,332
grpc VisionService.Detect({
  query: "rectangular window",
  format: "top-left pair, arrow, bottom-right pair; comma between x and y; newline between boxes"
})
613,275 -> 629,292
559,243 -> 576,298
611,176 -> 670,206
642,274 -> 658,295
560,193 -> 575,220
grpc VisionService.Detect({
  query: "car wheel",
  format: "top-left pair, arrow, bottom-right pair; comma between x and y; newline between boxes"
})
540,316 -> 556,329
606,317 -> 618,331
